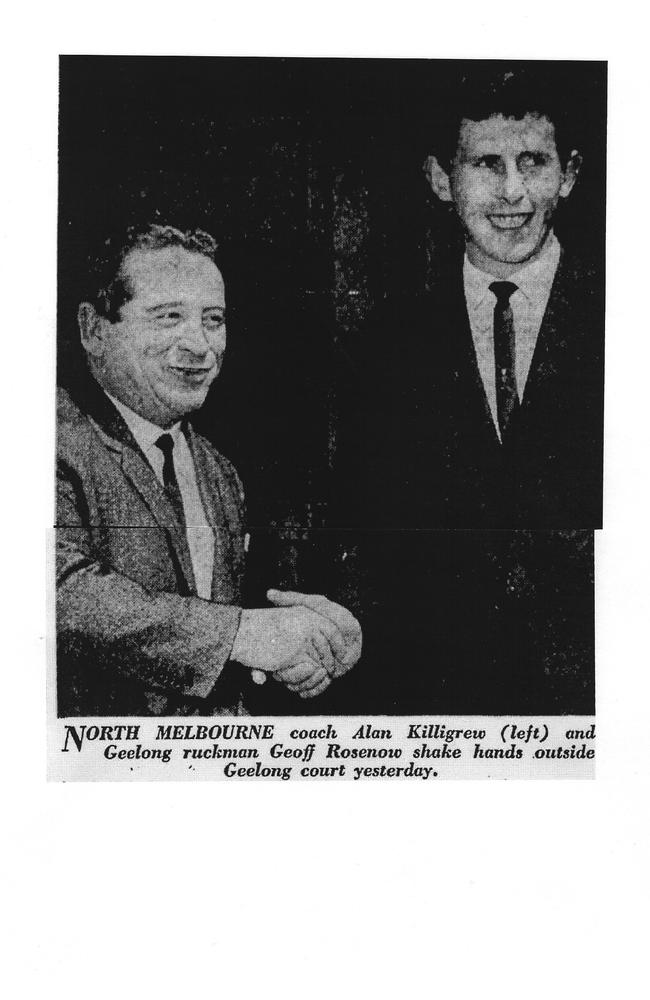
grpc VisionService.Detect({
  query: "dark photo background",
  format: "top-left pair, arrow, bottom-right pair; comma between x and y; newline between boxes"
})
58,57 -> 605,715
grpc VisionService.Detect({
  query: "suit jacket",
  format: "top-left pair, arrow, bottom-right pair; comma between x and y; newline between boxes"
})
324,248 -> 599,714
56,379 -> 247,717
337,249 -> 604,530
315,527 -> 595,716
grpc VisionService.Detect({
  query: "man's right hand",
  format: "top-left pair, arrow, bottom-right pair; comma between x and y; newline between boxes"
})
230,606 -> 346,696
266,589 -> 362,677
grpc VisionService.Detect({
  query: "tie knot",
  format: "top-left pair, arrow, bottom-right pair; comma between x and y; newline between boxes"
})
155,433 -> 175,459
489,280 -> 518,305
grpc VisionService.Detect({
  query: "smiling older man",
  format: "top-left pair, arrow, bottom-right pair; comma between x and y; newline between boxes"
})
57,223 -> 361,717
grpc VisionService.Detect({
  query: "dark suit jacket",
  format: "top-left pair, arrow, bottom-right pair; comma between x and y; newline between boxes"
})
56,380 -> 248,717
338,250 -> 604,530
314,527 -> 595,716
324,248 -> 600,714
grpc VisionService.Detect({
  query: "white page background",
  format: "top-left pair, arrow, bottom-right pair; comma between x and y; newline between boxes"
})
2,5 -> 648,998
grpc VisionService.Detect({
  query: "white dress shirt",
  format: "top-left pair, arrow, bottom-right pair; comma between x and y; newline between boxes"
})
106,393 -> 215,599
463,232 -> 561,439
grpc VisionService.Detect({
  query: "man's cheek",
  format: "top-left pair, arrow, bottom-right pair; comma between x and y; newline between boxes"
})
143,341 -> 173,363
460,187 -> 492,218
530,176 -> 561,205
456,193 -> 481,225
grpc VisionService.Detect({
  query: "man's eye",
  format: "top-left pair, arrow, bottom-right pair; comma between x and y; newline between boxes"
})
519,152 -> 548,169
474,156 -> 501,170
203,313 -> 225,329
154,311 -> 182,325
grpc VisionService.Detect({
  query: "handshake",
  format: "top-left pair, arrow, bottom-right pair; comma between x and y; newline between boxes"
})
231,589 -> 362,699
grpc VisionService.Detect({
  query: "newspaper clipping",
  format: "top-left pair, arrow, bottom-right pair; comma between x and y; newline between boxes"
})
51,57 -> 605,781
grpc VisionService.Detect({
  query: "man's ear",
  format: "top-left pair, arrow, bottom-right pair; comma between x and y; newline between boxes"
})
559,149 -> 582,199
423,155 -> 454,203
78,302 -> 108,359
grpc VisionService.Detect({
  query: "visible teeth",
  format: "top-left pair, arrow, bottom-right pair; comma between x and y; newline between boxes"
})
489,214 -> 530,230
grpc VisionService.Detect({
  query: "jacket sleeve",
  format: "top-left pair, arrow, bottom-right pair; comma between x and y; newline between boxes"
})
56,458 -> 243,702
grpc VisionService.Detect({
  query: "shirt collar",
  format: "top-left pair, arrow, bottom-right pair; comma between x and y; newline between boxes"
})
463,231 -> 561,313
104,391 -> 182,454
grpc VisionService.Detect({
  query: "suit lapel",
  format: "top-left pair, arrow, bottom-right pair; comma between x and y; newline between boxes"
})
119,445 -> 197,593
517,255 -> 571,416
438,271 -> 501,447
187,427 -> 235,601
450,251 -> 573,446
79,377 -> 197,594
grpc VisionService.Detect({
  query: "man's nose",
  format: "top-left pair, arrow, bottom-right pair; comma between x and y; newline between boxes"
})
178,318 -> 211,355
499,161 -> 526,203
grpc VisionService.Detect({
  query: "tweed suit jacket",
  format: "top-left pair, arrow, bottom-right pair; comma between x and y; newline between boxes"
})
56,379 -> 247,717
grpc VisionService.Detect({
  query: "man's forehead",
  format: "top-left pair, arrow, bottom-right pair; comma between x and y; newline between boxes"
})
123,246 -> 225,296
457,113 -> 558,153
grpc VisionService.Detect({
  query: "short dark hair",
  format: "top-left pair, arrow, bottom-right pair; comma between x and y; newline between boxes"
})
87,223 -> 221,322
430,66 -> 580,170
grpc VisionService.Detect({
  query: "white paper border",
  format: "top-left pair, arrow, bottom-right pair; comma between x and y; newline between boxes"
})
3,3 -> 649,997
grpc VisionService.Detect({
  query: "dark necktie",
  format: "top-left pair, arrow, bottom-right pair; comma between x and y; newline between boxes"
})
155,433 -> 186,528
489,280 -> 520,441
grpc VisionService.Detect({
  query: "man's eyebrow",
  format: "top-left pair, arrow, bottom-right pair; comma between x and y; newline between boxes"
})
202,304 -> 226,312
144,301 -> 183,313
460,151 -> 502,162
463,145 -> 551,161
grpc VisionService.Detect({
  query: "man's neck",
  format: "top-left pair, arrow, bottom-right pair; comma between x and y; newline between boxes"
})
92,372 -> 176,430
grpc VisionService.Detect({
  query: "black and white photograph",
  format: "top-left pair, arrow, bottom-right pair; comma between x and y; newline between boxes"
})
55,57 -> 605,728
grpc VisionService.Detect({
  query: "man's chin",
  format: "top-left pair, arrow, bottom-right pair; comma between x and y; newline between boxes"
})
475,234 -> 545,271
174,386 -> 210,412
490,223 -> 551,262
156,385 -> 211,424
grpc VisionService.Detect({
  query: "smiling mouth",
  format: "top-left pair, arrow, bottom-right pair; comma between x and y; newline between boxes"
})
169,365 -> 214,381
487,213 -> 533,231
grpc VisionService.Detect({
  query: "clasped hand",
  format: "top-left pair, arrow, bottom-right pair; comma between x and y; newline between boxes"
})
231,589 -> 362,698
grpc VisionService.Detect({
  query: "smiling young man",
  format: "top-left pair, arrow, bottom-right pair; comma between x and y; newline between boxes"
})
429,112 -> 578,279
420,68 -> 604,528
329,66 -> 602,715
57,223 -> 361,716
343,67 -> 604,532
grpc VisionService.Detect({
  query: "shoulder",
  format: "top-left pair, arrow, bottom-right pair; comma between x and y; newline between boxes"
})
57,385 -> 93,467
57,383 -> 127,484
555,249 -> 603,297
57,384 -> 86,426
549,251 -> 604,335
